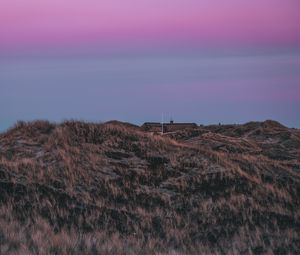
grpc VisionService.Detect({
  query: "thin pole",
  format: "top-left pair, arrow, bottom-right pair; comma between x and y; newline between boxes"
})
161,113 -> 164,134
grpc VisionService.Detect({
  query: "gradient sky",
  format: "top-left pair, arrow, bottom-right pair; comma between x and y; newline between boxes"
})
1,0 -> 300,51
1,0 -> 300,130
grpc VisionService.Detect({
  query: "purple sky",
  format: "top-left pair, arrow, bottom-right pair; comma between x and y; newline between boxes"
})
1,0 -> 300,51
0,0 -> 300,130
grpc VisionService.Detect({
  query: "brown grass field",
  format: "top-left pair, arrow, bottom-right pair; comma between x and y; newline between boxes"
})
0,120 -> 299,254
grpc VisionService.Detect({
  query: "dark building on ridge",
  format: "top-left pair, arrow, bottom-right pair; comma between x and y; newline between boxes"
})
141,120 -> 197,133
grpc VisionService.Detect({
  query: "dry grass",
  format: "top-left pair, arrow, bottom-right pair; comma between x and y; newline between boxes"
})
0,120 -> 299,254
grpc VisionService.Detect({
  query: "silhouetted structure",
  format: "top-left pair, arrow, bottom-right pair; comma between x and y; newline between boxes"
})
141,120 -> 197,133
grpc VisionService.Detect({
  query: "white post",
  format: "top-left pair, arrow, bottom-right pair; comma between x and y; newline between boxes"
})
161,113 -> 164,134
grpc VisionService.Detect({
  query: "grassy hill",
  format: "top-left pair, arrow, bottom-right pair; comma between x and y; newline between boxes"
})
0,120 -> 299,254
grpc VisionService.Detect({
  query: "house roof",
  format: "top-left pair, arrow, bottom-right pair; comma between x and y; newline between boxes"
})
141,122 -> 197,126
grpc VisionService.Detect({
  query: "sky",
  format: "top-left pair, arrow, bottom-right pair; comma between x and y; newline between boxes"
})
1,0 -> 300,130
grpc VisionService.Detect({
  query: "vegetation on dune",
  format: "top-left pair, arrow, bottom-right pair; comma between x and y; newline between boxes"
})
0,120 -> 300,254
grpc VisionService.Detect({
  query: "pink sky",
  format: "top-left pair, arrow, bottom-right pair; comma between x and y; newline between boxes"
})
1,0 -> 300,51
